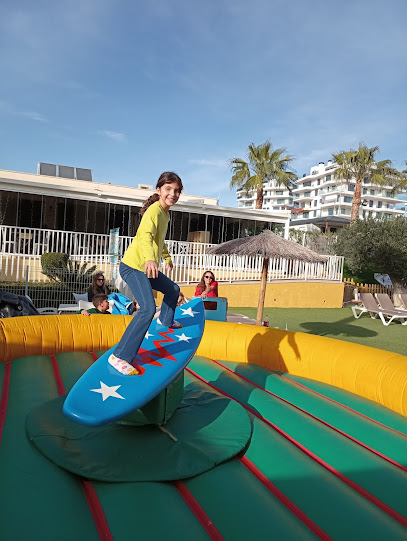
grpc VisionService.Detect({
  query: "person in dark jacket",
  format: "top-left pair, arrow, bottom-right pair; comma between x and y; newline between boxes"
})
87,272 -> 111,302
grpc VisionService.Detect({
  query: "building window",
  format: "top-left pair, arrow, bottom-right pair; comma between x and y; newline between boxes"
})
369,201 -> 373,207
18,193 -> 43,229
304,192 -> 311,198
363,188 -> 367,195
303,212 -> 309,218
314,200 -> 318,207
377,201 -> 382,208
348,184 -> 355,191
328,208 -> 334,216
0,191 -> 19,226
344,196 -> 352,203
303,181 -> 311,187
276,190 -> 284,195
277,199 -> 285,204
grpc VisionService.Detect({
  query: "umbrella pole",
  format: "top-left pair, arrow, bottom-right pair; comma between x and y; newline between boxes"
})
256,257 -> 269,326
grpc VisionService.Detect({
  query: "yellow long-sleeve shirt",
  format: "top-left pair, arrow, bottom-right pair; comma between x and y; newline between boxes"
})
121,201 -> 172,272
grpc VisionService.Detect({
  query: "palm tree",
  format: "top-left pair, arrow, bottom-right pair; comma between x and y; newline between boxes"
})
332,143 -> 402,224
230,141 -> 297,209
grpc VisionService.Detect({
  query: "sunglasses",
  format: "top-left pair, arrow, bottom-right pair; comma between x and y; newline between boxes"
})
97,278 -> 105,282
204,275 -> 213,279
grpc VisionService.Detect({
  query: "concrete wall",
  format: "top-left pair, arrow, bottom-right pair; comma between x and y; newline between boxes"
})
157,281 -> 344,309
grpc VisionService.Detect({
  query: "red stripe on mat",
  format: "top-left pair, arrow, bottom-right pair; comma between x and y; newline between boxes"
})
240,456 -> 332,541
50,355 -> 66,395
186,366 -> 407,529
174,480 -> 225,541
0,361 -> 11,447
211,359 -> 407,473
249,361 -> 407,438
50,354 -> 114,541
81,481 -> 115,541
276,372 -> 407,438
91,351 -> 223,540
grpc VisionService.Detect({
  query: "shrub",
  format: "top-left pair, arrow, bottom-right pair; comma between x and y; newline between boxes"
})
41,253 -> 70,282
41,252 -> 69,270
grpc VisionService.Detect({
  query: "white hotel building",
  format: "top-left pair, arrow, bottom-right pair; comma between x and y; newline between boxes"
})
291,161 -> 405,231
237,179 -> 294,212
237,161 -> 405,233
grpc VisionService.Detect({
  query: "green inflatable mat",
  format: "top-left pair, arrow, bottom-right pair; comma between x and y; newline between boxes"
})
26,380 -> 252,482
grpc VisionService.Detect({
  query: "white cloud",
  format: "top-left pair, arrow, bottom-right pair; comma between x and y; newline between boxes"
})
16,110 -> 47,123
188,158 -> 226,167
0,100 -> 47,122
98,130 -> 127,143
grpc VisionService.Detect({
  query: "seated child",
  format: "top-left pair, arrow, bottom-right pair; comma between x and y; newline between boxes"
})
78,293 -> 111,316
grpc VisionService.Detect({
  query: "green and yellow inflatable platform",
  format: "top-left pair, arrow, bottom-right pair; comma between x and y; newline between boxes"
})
1,314 -> 407,540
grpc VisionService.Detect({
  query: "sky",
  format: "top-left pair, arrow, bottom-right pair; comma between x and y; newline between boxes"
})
0,0 -> 406,208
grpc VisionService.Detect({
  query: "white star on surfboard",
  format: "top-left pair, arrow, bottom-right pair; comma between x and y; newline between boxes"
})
180,307 -> 199,317
145,331 -> 153,339
176,333 -> 192,343
90,381 -> 125,401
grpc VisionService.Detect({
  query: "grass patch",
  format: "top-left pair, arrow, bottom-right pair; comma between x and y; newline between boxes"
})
229,306 -> 407,357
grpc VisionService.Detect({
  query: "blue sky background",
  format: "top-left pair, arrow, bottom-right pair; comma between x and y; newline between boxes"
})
1,0 -> 406,207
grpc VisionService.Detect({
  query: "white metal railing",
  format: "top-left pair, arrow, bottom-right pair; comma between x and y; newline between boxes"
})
0,224 -> 344,286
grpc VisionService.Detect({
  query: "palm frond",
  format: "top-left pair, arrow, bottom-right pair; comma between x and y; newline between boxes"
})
229,141 -> 297,200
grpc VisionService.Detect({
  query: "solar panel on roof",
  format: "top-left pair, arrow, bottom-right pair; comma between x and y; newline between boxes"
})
38,162 -> 93,181
38,162 -> 57,176
76,168 -> 92,181
58,165 -> 75,179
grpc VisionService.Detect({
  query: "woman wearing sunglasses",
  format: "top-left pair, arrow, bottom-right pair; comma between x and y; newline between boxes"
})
195,271 -> 218,299
87,272 -> 111,302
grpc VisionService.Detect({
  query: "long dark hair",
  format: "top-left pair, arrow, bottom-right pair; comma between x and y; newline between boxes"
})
92,272 -> 109,296
140,172 -> 183,215
197,270 -> 216,294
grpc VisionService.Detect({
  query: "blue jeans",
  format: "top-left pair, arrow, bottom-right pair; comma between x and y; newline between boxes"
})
113,262 -> 180,363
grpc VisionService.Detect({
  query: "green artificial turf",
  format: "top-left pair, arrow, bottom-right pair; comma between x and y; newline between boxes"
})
228,306 -> 407,357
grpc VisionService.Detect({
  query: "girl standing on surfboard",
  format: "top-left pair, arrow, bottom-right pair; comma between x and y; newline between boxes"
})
108,172 -> 183,376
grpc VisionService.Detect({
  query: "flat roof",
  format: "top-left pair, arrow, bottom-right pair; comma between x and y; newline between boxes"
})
291,216 -> 350,226
0,168 -> 291,225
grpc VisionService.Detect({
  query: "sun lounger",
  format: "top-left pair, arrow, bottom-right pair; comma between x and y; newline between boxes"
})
398,293 -> 407,310
352,293 -> 407,326
57,292 -> 88,314
375,293 -> 407,312
25,295 -> 58,315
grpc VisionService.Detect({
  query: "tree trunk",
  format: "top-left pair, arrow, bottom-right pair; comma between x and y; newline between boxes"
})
351,178 -> 362,223
255,185 -> 264,209
388,275 -> 407,308
256,257 -> 269,325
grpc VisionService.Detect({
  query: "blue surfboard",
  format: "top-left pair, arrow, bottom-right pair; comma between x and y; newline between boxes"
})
63,297 -> 205,426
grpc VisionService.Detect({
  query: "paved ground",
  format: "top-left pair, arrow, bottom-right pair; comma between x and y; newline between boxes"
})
226,313 -> 257,325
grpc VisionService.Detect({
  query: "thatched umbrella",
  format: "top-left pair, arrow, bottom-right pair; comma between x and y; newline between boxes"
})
207,230 -> 328,326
